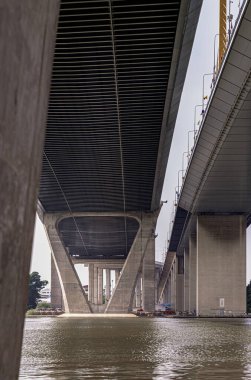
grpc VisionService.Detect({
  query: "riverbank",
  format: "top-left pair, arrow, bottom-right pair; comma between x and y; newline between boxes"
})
58,313 -> 137,318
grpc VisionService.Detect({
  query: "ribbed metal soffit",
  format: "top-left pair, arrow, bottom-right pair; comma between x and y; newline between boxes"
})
39,0 -> 180,213
58,216 -> 139,259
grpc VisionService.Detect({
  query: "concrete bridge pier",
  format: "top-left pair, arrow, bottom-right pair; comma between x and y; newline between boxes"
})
44,214 -> 92,313
189,234 -> 197,314
196,215 -> 246,316
105,211 -> 159,313
115,269 -> 120,284
105,269 -> 111,301
135,275 -> 142,308
98,267 -> 103,305
51,255 -> 63,309
162,275 -> 171,305
88,263 -> 94,303
180,216 -> 246,316
48,212 -> 159,314
157,252 -> 176,303
142,236 -> 156,312
183,249 -> 189,312
170,258 -> 177,310
0,2 -> 59,378
93,265 -> 98,305
176,256 -> 184,313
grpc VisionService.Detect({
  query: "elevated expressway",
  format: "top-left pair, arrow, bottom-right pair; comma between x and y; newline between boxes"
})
37,0 -> 202,313
159,0 -> 251,316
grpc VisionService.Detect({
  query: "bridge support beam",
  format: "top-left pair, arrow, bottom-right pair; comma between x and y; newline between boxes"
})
88,264 -> 94,303
142,236 -> 155,312
189,234 -> 197,314
98,267 -> 103,305
184,248 -> 189,312
135,275 -> 142,308
51,255 -> 63,309
105,269 -> 111,302
170,259 -> 177,310
0,2 -> 59,378
176,256 -> 184,313
105,211 -> 158,313
93,265 -> 98,305
115,269 -> 120,284
44,214 -> 92,313
157,252 -> 176,303
196,215 -> 246,316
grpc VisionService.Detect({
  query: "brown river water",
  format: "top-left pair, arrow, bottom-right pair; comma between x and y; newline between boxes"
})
20,317 -> 251,379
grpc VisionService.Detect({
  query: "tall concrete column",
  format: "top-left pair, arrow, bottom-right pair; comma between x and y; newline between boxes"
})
157,251 -> 176,303
184,248 -> 189,312
167,277 -> 171,304
155,266 -> 161,305
105,269 -> 111,302
115,269 -> 120,284
0,2 -> 59,378
196,215 -> 246,316
98,267 -> 103,304
189,234 -> 197,313
162,276 -> 171,304
105,211 -> 159,313
176,255 -> 184,312
44,214 -> 92,313
88,264 -> 94,303
142,237 -> 155,312
93,265 -> 98,304
160,282 -> 166,304
135,275 -> 141,308
51,254 -> 62,308
170,259 -> 176,310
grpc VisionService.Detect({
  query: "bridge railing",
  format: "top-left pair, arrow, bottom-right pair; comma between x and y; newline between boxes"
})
164,0 -> 249,258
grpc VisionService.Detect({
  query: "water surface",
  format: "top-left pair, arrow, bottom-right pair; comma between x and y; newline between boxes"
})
20,317 -> 251,379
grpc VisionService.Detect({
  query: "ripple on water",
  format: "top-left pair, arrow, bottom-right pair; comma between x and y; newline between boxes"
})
20,318 -> 251,380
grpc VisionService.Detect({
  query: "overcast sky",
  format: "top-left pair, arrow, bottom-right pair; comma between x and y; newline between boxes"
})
30,0 -> 251,285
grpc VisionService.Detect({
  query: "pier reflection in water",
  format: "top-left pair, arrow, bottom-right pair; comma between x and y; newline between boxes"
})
20,318 -> 251,379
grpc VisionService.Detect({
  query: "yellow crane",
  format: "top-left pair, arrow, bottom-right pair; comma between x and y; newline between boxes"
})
219,0 -> 227,67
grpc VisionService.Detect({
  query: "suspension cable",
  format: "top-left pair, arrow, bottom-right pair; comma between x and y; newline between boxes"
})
43,151 -> 89,256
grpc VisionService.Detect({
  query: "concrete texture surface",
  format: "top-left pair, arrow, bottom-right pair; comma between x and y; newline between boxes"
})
197,215 -> 246,316
0,1 -> 59,378
105,212 -> 158,313
45,214 -> 91,313
142,237 -> 156,312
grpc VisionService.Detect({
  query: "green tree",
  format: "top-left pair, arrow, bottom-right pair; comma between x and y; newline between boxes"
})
247,280 -> 251,313
28,272 -> 48,310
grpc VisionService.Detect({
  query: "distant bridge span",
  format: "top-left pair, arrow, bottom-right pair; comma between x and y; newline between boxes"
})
159,0 -> 251,317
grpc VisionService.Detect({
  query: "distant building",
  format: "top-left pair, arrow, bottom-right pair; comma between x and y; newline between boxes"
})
40,288 -> 51,301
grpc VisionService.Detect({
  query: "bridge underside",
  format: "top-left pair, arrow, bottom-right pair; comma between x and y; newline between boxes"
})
36,0 -> 202,314
0,0 -> 206,376
40,0 -> 183,213
163,1 -> 251,316
58,216 -> 139,260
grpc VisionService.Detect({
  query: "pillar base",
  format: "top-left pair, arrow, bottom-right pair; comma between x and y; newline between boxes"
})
196,215 -> 246,316
105,211 -> 159,313
45,214 -> 92,314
